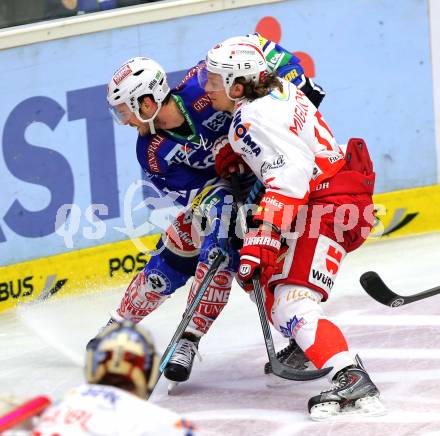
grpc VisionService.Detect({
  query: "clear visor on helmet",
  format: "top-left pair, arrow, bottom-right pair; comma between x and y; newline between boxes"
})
109,102 -> 133,125
197,63 -> 225,92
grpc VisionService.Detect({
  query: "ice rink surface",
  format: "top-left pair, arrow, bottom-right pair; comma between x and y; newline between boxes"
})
1,232 -> 440,435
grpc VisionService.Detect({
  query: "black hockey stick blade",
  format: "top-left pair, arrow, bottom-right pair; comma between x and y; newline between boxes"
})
252,275 -> 331,381
360,271 -> 440,307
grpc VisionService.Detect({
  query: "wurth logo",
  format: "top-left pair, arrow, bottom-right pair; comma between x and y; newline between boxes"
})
311,269 -> 334,289
308,235 -> 346,295
326,245 -> 343,274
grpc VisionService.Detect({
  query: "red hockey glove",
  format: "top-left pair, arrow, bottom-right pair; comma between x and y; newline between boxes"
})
237,226 -> 281,291
213,135 -> 250,177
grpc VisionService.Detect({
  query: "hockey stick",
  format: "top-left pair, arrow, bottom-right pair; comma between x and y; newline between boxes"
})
360,271 -> 440,307
231,174 -> 331,381
154,249 -> 226,388
0,396 -> 51,432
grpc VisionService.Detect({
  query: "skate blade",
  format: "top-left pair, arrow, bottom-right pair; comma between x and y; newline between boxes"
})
310,396 -> 387,421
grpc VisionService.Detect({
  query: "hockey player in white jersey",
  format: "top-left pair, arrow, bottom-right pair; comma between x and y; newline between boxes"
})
198,37 -> 386,420
32,321 -> 196,435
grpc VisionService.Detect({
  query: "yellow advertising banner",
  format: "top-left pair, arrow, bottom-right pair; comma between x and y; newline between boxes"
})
0,235 -> 160,313
370,185 -> 440,239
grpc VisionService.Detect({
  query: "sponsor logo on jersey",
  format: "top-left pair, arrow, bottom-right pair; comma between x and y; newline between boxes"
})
113,64 -> 132,85
261,195 -> 284,210
82,386 -> 120,404
145,291 -> 163,301
267,51 -> 285,70
147,134 -> 166,173
213,272 -> 231,287
328,154 -> 343,164
325,245 -> 343,274
146,269 -> 171,294
233,110 -> 261,156
311,269 -> 335,289
311,164 -> 323,180
203,286 -> 230,303
284,69 -> 299,82
308,235 -> 346,294
164,143 -> 195,165
167,216 -> 198,250
174,65 -> 199,91
202,111 -> 231,132
260,155 -> 285,176
279,315 -> 306,337
192,315 -> 208,331
314,181 -> 330,191
192,94 -> 211,112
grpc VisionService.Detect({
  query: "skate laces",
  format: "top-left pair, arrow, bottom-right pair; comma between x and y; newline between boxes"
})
276,339 -> 302,360
170,338 -> 202,367
276,341 -> 296,359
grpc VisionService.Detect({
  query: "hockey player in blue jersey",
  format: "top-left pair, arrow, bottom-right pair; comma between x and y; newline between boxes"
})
94,33 -> 326,386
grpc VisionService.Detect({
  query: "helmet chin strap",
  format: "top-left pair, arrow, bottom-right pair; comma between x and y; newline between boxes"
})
148,120 -> 156,135
135,101 -> 163,135
225,82 -> 244,103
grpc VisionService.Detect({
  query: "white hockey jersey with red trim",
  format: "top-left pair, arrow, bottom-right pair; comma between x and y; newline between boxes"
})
228,78 -> 345,229
31,383 -> 196,436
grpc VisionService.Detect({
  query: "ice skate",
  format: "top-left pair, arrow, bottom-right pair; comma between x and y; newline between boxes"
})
164,332 -> 201,391
264,338 -> 310,387
308,356 -> 386,421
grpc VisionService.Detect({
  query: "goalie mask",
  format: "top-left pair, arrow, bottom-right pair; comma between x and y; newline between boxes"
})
107,57 -> 170,133
85,320 -> 160,399
198,36 -> 268,99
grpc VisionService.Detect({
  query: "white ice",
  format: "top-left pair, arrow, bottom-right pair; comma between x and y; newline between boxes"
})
1,233 -> 440,435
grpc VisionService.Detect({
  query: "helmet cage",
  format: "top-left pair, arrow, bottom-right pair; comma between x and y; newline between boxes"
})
86,321 -> 160,399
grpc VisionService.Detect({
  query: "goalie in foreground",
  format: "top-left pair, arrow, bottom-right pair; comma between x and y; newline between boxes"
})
32,321 -> 196,435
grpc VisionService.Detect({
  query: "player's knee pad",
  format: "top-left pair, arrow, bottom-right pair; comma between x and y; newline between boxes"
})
116,251 -> 194,323
271,284 -> 324,342
271,284 -> 352,373
186,259 -> 234,336
117,271 -> 170,323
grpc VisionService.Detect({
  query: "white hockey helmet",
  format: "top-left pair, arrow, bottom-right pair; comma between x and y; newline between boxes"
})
199,35 -> 268,98
107,57 -> 170,127
85,320 -> 160,399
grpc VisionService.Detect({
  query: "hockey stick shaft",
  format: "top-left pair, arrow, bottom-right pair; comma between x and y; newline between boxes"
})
231,174 -> 330,381
360,271 -> 440,307
156,250 -> 226,382
0,396 -> 51,432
